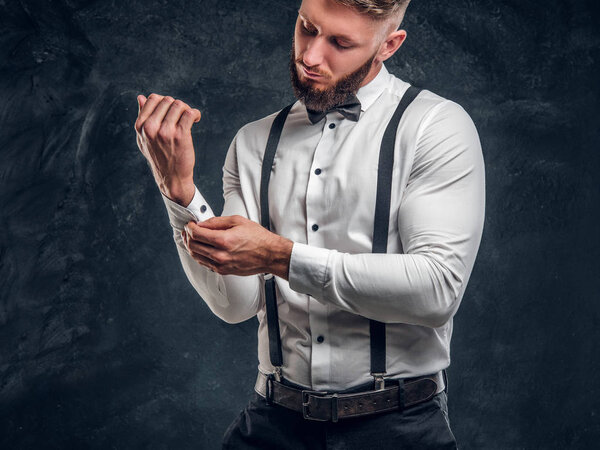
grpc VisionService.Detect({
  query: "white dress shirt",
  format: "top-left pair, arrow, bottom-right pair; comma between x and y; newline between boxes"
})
161,63 -> 485,391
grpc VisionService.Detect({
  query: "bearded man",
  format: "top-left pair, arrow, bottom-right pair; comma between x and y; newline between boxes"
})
134,0 -> 485,448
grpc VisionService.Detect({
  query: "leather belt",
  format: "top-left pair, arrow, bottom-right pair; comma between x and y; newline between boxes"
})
254,371 -> 445,422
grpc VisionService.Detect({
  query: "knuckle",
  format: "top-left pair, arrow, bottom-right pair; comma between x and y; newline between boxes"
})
148,93 -> 161,100
173,99 -> 186,108
142,122 -> 158,138
157,126 -> 173,140
215,236 -> 228,248
215,252 -> 231,265
163,96 -> 174,103
173,127 -> 186,140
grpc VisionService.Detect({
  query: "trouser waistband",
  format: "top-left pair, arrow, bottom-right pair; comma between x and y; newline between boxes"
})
254,371 -> 446,422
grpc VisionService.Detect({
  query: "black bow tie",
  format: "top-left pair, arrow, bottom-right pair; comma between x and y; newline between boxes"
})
306,95 -> 362,124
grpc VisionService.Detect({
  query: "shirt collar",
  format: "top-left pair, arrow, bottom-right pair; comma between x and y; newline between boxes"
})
355,62 -> 390,113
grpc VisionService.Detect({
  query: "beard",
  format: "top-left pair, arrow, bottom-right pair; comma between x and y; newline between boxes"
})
289,40 -> 376,112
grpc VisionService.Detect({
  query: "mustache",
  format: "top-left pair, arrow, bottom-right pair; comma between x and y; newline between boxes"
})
295,58 -> 332,79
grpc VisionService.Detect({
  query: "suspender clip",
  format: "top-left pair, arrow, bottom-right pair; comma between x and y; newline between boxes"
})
372,372 -> 386,391
273,366 -> 282,382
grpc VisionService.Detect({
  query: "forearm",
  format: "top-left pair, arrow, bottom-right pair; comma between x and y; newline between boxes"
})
289,243 -> 475,328
289,100 -> 485,328
162,190 -> 262,324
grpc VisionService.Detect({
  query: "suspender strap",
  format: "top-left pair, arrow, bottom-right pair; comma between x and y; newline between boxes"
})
260,103 -> 295,230
260,103 -> 294,371
369,86 -> 422,387
260,86 -> 422,384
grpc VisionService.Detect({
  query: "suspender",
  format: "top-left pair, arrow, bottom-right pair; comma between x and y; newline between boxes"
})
369,85 -> 422,388
259,103 -> 294,380
260,86 -> 423,388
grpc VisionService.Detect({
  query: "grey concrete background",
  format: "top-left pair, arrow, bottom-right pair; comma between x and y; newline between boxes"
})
1,0 -> 598,448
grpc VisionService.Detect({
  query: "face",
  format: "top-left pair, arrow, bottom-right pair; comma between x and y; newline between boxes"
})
289,0 -> 402,111
289,39 -> 377,112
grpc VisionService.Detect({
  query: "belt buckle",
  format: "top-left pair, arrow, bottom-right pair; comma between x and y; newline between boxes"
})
302,390 -> 338,422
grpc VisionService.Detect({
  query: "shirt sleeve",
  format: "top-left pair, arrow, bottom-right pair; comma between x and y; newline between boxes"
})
287,100 -> 486,328
161,133 -> 263,324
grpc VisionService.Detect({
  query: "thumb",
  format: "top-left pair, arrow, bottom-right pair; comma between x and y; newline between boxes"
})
196,216 -> 237,230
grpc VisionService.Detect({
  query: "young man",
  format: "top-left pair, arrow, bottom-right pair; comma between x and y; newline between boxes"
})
135,0 -> 485,447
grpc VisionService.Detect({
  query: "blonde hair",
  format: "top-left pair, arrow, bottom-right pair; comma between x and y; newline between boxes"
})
333,0 -> 411,21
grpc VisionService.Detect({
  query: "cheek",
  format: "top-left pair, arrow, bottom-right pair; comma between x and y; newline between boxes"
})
328,55 -> 355,78
293,30 -> 305,57
332,51 -> 369,77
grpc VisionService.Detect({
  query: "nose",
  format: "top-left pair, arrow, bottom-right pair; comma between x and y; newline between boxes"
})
302,37 -> 326,68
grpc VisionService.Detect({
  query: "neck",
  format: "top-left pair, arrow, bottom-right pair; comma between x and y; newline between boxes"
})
359,61 -> 383,88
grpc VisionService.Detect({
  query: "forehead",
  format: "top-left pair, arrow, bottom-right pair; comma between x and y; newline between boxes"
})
297,0 -> 380,42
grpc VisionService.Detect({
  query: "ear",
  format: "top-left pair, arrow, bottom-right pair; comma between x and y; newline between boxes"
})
376,29 -> 407,63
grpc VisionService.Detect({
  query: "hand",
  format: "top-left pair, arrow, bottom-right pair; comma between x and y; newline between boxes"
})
134,93 -> 201,206
182,215 -> 294,279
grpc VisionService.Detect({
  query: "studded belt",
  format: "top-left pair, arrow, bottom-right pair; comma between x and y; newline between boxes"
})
254,370 -> 445,422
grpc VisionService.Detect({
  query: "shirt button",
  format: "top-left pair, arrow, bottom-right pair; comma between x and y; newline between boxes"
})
200,205 -> 207,213
329,123 -> 336,129
314,168 -> 322,175
316,335 -> 325,343
312,224 -> 319,232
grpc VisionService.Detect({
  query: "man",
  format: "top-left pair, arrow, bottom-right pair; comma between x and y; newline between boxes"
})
134,0 -> 485,448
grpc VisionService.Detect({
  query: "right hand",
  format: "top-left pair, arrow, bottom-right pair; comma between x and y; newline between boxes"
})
134,93 -> 202,206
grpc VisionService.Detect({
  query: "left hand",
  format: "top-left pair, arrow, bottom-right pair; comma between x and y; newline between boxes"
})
182,215 -> 294,279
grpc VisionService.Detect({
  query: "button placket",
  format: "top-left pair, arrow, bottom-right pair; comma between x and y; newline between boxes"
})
308,299 -> 331,389
306,120 -> 334,246
305,118 -> 335,389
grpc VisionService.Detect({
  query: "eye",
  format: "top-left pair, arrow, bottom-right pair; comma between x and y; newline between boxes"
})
300,20 -> 317,35
332,39 -> 352,50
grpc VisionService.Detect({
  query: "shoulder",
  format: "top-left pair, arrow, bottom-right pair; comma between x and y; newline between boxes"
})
234,101 -> 302,147
384,70 -> 476,133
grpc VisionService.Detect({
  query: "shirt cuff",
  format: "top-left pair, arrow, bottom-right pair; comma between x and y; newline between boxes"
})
288,242 -> 332,298
161,186 -> 215,230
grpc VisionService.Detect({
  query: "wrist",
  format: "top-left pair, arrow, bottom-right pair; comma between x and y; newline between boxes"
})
268,236 -> 294,281
161,179 -> 195,207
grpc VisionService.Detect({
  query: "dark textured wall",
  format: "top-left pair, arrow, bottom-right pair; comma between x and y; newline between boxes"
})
1,0 -> 598,448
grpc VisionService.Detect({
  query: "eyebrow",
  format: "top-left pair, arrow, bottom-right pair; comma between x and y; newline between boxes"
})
298,10 -> 360,45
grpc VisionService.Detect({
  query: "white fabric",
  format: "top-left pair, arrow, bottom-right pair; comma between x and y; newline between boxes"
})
161,64 -> 485,391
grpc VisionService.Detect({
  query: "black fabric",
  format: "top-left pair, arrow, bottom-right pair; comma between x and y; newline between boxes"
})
369,86 -> 422,378
369,320 -> 387,375
264,277 -> 283,368
260,87 -> 423,378
260,103 -> 294,230
222,391 -> 457,449
305,94 -> 362,124
260,103 -> 294,368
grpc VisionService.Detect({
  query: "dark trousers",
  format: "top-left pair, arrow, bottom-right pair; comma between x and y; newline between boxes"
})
222,389 -> 458,449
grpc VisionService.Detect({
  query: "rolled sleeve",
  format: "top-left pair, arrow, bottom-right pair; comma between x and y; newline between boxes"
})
161,186 -> 215,231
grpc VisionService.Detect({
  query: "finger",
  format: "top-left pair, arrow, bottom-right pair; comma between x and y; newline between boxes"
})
145,96 -> 175,133
195,215 -> 242,230
163,99 -> 188,129
135,93 -> 164,132
187,239 -> 221,260
189,250 -> 218,272
178,108 -> 202,130
185,222 -> 227,247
